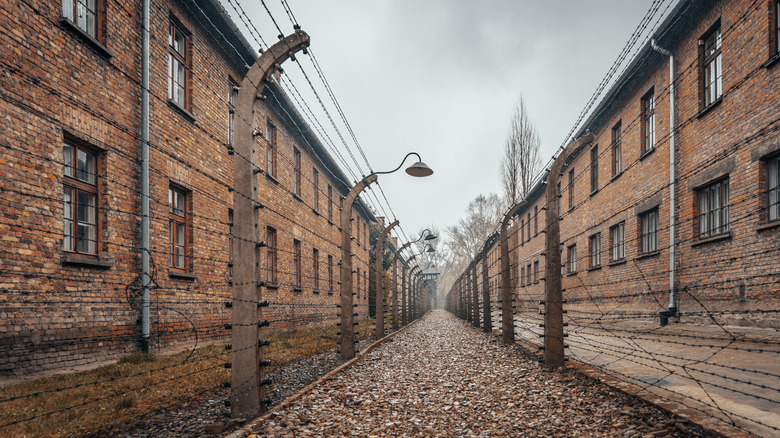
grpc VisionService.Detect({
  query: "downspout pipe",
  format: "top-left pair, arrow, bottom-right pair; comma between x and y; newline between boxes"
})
651,39 -> 677,314
140,0 -> 151,352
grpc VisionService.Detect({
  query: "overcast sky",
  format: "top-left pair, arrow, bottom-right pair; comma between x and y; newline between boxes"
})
225,0 -> 674,245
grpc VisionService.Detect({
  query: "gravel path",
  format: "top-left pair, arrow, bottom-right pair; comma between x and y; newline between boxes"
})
252,310 -> 713,438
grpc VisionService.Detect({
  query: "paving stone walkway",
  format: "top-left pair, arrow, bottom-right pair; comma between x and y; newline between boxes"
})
250,310 -> 712,437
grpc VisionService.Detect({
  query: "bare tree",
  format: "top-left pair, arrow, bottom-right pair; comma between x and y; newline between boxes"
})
441,193 -> 503,291
500,95 -> 542,207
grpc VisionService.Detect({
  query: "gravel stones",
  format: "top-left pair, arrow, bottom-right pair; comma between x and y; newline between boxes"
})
250,311 -> 712,438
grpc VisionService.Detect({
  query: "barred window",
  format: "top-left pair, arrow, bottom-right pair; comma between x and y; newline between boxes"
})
294,239 -> 302,288
612,121 -> 622,176
266,120 -> 277,178
567,244 -> 577,274
168,185 -> 189,270
698,179 -> 730,238
266,227 -> 277,283
63,141 -> 98,255
640,209 -> 659,253
641,89 -> 655,154
590,146 -> 598,193
293,148 -> 301,197
610,222 -> 625,261
589,233 -> 601,269
702,25 -> 722,107
768,156 -> 780,221
167,18 -> 191,110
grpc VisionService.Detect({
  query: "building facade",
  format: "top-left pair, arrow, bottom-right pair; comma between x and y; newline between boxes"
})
0,0 -> 373,376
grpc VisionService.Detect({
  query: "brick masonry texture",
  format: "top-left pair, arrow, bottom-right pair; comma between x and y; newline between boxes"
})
456,0 -> 780,329
0,0 -> 373,376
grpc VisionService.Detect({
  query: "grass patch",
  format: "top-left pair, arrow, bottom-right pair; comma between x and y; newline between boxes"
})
0,319 -> 377,437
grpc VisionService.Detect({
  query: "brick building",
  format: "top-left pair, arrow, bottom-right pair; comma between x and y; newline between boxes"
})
494,0 -> 780,328
0,0 -> 374,376
450,0 -> 780,329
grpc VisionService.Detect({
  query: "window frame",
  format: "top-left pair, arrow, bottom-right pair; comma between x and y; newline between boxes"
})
610,221 -> 625,262
520,266 -> 525,287
266,119 -> 277,178
328,254 -> 334,295
567,244 -> 577,274
228,78 -> 238,147
313,168 -> 319,212
327,184 -> 333,222
293,239 -> 302,289
701,23 -> 723,108
767,155 -> 780,223
533,260 -> 539,283
534,205 -> 538,235
612,121 -> 622,176
589,233 -> 601,269
639,208 -> 659,254
167,16 -> 192,111
590,145 -> 599,193
62,139 -> 100,256
313,248 -> 320,292
266,226 -> 277,284
697,178 -> 730,238
641,89 -> 656,155
568,168 -> 575,210
168,184 -> 190,271
61,0 -> 106,44
293,148 -> 302,197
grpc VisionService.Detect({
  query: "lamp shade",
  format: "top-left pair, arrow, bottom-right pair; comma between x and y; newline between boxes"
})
424,233 -> 437,241
405,161 -> 433,177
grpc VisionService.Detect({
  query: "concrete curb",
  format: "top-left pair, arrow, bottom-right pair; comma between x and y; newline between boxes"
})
225,316 -> 425,438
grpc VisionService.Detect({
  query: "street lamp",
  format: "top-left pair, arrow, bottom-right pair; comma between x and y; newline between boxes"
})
391,229 -> 437,330
340,153 -> 433,360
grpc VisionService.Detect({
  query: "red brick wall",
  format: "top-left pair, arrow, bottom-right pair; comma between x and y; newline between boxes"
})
0,0 -> 373,376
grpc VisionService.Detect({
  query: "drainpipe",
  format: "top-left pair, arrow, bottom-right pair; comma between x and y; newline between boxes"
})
651,39 -> 676,314
140,0 -> 151,352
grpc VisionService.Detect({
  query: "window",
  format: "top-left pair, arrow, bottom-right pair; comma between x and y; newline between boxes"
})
293,148 -> 301,197
327,185 -> 333,222
313,248 -> 320,292
520,218 -> 525,244
228,79 -> 238,147
62,0 -> 104,42
526,263 -> 532,285
527,213 -> 531,241
520,266 -> 525,287
698,179 -> 730,238
567,244 -> 577,274
610,222 -> 625,262
768,155 -> 780,221
612,121 -> 622,176
313,168 -> 319,211
533,260 -> 539,283
168,186 -> 189,270
641,89 -> 655,154
568,168 -> 575,210
328,254 -> 334,295
776,1 -> 780,53
293,239 -> 302,288
266,120 -> 277,177
639,209 -> 659,254
702,25 -> 722,107
228,209 -> 233,276
63,140 -> 98,255
590,146 -> 599,193
167,18 -> 191,110
556,182 -> 561,213
266,227 -> 277,283
534,206 -> 538,235
589,233 -> 601,269
356,267 -> 361,297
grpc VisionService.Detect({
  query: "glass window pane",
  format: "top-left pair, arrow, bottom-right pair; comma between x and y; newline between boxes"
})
76,223 -> 95,253
174,28 -> 185,56
168,54 -> 174,100
176,223 -> 185,246
76,149 -> 95,184
63,144 -> 73,177
175,247 -> 184,268
63,188 -> 73,252
63,0 -> 74,20
77,191 -> 96,224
